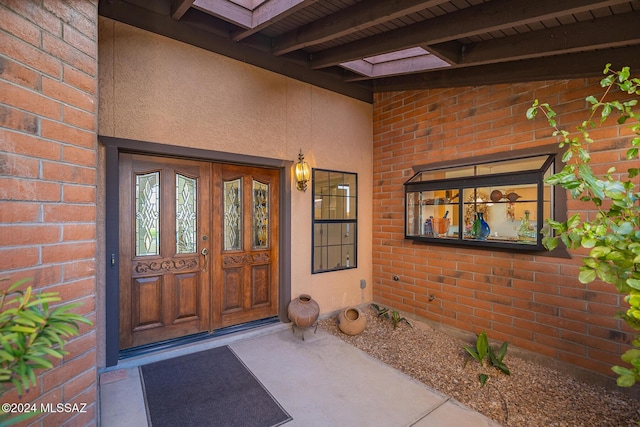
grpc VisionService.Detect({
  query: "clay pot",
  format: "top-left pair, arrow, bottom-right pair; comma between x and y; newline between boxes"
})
288,294 -> 319,329
337,307 -> 366,336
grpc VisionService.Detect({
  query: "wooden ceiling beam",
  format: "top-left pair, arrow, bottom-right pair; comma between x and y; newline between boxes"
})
271,0 -> 450,56
311,0 -> 632,69
452,10 -> 640,66
231,0 -> 321,42
192,0 -> 252,29
372,45 -> 640,92
171,0 -> 195,20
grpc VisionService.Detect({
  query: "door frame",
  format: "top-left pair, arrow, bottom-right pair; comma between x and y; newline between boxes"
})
101,136 -> 292,367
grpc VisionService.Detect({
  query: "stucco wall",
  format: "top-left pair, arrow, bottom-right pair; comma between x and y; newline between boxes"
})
98,18 -> 373,317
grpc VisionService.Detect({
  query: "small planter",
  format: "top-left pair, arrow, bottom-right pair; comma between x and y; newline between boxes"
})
288,294 -> 320,340
337,306 -> 366,336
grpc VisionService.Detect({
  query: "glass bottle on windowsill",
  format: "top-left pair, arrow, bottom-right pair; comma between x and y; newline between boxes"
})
517,210 -> 536,243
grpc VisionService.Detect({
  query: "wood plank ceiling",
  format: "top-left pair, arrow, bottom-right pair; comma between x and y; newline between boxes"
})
99,0 -> 640,102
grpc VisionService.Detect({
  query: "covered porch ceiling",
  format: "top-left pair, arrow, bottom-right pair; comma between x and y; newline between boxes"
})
99,0 -> 640,102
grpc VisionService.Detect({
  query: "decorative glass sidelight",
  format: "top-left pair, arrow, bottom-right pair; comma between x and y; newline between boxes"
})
224,178 -> 242,250
176,174 -> 197,254
252,180 -> 269,249
135,172 -> 160,256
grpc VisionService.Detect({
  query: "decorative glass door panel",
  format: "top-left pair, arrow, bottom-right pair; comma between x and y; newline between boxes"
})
224,179 -> 242,251
135,172 -> 160,256
253,180 -> 269,249
176,174 -> 197,254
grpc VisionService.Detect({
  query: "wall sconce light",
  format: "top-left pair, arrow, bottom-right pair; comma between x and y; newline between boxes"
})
295,149 -> 310,192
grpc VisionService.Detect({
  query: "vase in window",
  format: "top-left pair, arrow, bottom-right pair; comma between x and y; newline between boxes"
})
471,212 -> 490,240
517,210 -> 537,243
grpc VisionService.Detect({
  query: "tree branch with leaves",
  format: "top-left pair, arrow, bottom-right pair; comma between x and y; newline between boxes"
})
527,65 -> 640,388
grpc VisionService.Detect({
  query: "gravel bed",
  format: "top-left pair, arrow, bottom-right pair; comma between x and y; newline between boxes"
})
318,306 -> 639,427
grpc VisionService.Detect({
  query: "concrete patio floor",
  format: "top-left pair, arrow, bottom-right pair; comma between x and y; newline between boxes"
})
99,323 -> 501,426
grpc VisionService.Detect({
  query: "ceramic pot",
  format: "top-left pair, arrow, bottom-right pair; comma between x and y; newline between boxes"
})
337,307 -> 366,336
288,294 -> 320,329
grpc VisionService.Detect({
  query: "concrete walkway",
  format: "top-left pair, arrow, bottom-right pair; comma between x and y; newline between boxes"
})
100,323 -> 501,426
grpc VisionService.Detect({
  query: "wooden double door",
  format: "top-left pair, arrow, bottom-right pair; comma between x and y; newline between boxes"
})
119,154 -> 279,349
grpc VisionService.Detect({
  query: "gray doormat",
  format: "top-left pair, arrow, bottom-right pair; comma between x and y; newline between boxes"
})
140,345 -> 292,427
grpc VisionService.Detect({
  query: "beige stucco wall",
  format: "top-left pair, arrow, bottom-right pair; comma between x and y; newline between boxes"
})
98,18 -> 373,315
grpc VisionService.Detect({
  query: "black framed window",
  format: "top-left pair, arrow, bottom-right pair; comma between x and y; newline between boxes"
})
312,169 -> 357,273
404,145 -> 567,254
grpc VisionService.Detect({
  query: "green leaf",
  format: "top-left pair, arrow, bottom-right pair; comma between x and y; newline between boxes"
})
566,214 -> 582,230
463,346 -> 482,364
496,342 -> 508,362
526,106 -> 538,120
493,359 -> 511,375
585,95 -> 598,104
612,365 -> 637,387
23,355 -> 53,370
542,236 -> 559,251
581,237 -> 597,248
7,325 -> 36,334
614,222 -> 634,236
628,279 -> 640,291
579,269 -> 597,284
478,373 -> 489,387
589,246 -> 611,258
621,349 -> 640,364
476,332 -> 488,361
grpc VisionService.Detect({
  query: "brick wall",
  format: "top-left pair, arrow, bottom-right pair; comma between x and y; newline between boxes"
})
0,1 -> 98,425
372,79 -> 637,379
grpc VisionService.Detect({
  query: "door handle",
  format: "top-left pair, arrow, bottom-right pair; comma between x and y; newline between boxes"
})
201,247 -> 209,272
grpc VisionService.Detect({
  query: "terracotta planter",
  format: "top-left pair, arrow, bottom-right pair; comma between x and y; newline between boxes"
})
337,306 -> 366,336
288,294 -> 320,329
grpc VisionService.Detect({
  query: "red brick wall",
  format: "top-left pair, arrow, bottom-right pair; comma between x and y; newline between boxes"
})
0,1 -> 98,425
372,79 -> 637,379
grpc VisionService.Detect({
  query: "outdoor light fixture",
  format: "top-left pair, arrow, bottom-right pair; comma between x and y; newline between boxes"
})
295,150 -> 310,192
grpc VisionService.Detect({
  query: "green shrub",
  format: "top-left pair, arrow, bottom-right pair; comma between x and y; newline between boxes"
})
0,278 -> 92,396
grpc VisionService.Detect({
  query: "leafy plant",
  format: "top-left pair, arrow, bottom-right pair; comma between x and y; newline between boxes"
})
370,304 -> 411,329
371,303 -> 389,319
0,278 -> 92,396
527,65 -> 640,389
390,310 -> 411,329
463,331 -> 510,387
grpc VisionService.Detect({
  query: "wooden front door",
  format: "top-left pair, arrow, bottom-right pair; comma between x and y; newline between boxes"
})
214,164 -> 279,328
119,155 -> 279,349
